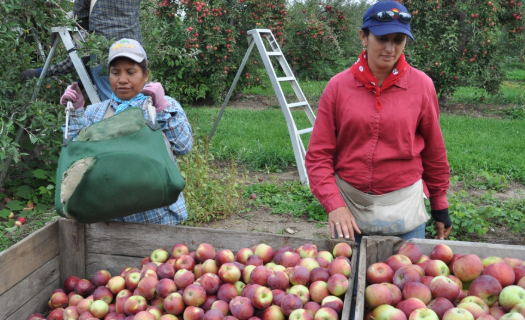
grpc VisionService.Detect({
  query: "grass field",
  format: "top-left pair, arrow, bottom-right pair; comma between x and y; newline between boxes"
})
185,107 -> 525,183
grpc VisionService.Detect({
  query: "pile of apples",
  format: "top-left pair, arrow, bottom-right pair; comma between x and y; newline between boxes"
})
364,243 -> 525,320
28,241 -> 353,320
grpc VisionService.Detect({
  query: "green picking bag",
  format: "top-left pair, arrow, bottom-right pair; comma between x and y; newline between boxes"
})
55,106 -> 185,224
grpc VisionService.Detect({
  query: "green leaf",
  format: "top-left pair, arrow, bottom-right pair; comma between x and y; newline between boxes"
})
19,210 -> 33,218
15,185 -> 34,199
4,225 -> 18,233
0,209 -> 10,218
5,200 -> 24,211
32,169 -> 50,180
34,203 -> 48,213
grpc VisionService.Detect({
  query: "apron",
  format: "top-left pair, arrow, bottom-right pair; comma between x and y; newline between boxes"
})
335,175 -> 429,236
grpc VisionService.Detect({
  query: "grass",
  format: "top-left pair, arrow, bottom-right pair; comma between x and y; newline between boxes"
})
186,107 -> 525,183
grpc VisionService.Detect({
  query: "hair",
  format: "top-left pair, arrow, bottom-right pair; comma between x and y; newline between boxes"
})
362,28 -> 371,37
109,57 -> 149,74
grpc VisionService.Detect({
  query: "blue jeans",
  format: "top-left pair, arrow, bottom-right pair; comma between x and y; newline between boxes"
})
90,59 -> 112,102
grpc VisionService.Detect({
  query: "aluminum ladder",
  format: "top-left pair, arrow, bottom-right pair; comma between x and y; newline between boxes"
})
209,29 -> 316,185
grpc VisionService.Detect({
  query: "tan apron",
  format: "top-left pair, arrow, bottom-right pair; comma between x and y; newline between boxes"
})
335,175 -> 429,235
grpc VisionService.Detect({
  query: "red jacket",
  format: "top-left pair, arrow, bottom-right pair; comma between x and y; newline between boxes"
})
305,66 -> 450,214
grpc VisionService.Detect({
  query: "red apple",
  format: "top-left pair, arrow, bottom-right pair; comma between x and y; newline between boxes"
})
157,263 -> 175,279
490,306 -> 506,318
442,308 -> 475,320
183,306 -> 204,320
367,262 -> 395,284
93,286 -> 113,304
328,257 -> 351,277
175,255 -> 196,272
383,282 -> 403,305
90,300 -> 109,318
252,285 -> 273,309
483,263 -> 515,288
316,257 -> 331,269
299,258 -> 321,272
215,250 -> 235,266
64,276 -> 80,294
317,251 -> 334,264
304,301 -> 321,317
217,283 -> 238,302
125,271 -> 142,291
311,267 -> 330,283
281,294 -> 304,316
327,274 -> 349,297
273,247 -> 293,265
171,243 -> 189,259
203,309 -> 224,320
309,281 -> 329,303
399,243 -> 423,264
448,254 -> 465,272
320,295 -> 343,314
194,264 -> 205,279
447,275 -> 463,290
281,252 -> 301,268
196,243 -> 217,263
289,308 -> 314,320
504,258 -> 524,268
156,278 -> 177,299
235,248 -> 254,265
202,259 -> 219,275
453,255 -> 484,282
200,273 -> 221,295
468,275 -> 502,306
134,310 -> 156,320
365,283 -> 393,309
174,269 -> 195,290
230,296 -> 255,319
394,266 -> 422,290
211,299 -> 229,316
68,293 -> 83,307
333,242 -> 352,259
386,254 -> 413,272
183,284 -> 207,307
427,297 -> 455,319
371,304 -> 395,320
421,276 -> 434,288
124,295 -> 148,315
430,276 -> 460,301
272,289 -> 286,306
481,257 -> 505,268
515,266 -> 525,285
460,296 -> 490,313
47,308 -> 65,320
137,276 -> 159,300
150,248 -> 170,264
377,306 -> 407,320
268,270 -> 289,291
76,298 -> 93,314
64,305 -> 80,319
75,279 -> 94,297
201,294 -> 218,312
107,276 -> 126,295
219,263 -> 241,284
115,289 -> 132,314
250,266 -> 272,286
425,260 -> 451,277
431,244 -> 454,264
93,270 -> 112,287
456,302 -> 488,319
403,282 -> 432,304
290,266 -> 310,286
164,292 -> 185,315
299,244 -> 318,259
50,291 -> 69,309
263,304 -> 285,320
397,298 -> 428,317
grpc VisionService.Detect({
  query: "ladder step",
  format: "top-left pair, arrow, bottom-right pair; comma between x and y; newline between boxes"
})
277,77 -> 296,82
267,52 -> 282,56
287,101 -> 309,108
297,127 -> 313,135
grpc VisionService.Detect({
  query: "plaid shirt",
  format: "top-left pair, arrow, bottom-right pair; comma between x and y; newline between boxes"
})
62,96 -> 193,225
49,0 -> 142,76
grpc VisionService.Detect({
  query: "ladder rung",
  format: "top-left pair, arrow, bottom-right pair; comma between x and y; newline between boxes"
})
267,52 -> 282,56
297,127 -> 313,135
287,102 -> 309,108
277,77 -> 296,82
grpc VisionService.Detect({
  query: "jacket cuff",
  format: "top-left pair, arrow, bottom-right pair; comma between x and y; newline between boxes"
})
323,194 -> 347,214
431,208 -> 452,229
430,194 -> 449,211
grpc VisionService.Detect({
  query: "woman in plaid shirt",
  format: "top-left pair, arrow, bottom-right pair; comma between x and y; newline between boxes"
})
59,39 -> 193,225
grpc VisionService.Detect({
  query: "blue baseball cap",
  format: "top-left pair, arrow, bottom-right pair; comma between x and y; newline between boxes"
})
362,1 -> 414,40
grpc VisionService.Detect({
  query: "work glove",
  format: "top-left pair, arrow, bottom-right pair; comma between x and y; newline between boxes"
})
60,82 -> 85,110
140,82 -> 169,112
431,208 -> 452,240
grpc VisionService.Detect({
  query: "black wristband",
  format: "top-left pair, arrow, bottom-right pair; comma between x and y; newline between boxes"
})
431,208 -> 452,229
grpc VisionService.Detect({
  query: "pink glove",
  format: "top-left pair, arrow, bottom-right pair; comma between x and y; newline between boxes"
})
60,82 -> 85,110
140,82 -> 170,112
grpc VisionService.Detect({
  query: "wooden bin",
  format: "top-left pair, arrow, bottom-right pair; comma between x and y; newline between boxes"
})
0,218 -> 358,320
354,236 -> 525,320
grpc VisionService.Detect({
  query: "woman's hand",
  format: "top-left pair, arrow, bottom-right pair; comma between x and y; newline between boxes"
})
140,82 -> 169,112
434,221 -> 452,240
60,82 -> 85,110
329,207 -> 361,240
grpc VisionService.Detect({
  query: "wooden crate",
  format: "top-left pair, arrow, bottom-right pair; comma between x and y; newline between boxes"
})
354,236 -> 525,320
0,218 -> 358,320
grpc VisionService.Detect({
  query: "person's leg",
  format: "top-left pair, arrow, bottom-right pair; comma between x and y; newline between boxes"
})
396,222 -> 427,240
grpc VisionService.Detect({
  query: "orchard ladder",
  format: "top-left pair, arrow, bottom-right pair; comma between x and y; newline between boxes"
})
208,29 -> 316,185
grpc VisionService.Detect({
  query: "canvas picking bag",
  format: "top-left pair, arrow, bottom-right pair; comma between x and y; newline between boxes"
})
55,99 -> 185,224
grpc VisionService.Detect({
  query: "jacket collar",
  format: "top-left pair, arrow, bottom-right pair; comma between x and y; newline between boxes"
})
353,67 -> 409,89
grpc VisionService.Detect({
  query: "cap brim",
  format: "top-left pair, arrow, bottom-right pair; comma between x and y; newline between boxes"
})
107,53 -> 145,67
369,24 -> 415,41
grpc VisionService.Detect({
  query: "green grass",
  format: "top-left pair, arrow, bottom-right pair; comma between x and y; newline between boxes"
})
241,78 -> 328,100
186,107 -> 525,183
450,82 -> 525,104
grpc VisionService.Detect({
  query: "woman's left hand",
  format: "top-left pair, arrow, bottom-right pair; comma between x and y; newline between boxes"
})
140,82 -> 169,112
434,221 -> 452,240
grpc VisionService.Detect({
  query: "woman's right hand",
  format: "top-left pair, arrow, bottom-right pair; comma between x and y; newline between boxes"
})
329,207 -> 361,240
60,82 -> 85,110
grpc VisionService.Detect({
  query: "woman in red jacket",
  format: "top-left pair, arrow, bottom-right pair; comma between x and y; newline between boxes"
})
305,1 -> 452,242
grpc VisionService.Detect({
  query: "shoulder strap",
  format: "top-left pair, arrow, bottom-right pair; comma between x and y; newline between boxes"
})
103,102 -> 115,119
89,0 -> 97,16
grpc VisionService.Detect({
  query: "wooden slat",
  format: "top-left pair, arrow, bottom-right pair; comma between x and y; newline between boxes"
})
0,256 -> 59,319
85,253 -> 143,277
341,242 -> 359,320
59,219 -> 86,284
6,278 -> 60,320
0,219 -> 59,295
355,238 -> 369,320
84,222 -> 351,256
407,238 -> 525,258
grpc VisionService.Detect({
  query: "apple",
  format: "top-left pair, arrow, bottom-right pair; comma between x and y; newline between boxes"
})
124,295 -> 148,315
365,283 -> 393,309
329,257 -> 351,277
217,283 -> 238,302
242,265 -> 257,284
174,269 -> 196,290
399,243 -> 423,264
134,310 -> 156,320
383,282 -> 403,305
289,308 -> 314,320
273,247 -> 293,265
93,270 -> 112,287
183,306 -> 204,320
164,292 -> 185,315
157,263 -> 175,279
196,243 -> 216,263
425,260 -> 451,277
218,263 -> 241,284
64,276 -> 80,294
115,289 -> 133,314
477,315 -> 497,320
430,276 -> 460,301
448,254 -> 465,271
490,306 -> 506,319
78,311 -> 95,320
27,314 -> 45,320
404,282 -> 432,304
427,297 -> 455,319
90,299 -> 109,318
211,299 -> 229,316
203,309 -> 224,320
370,304 -> 395,320
268,270 -> 289,291
150,249 -> 170,264
409,265 -> 426,278
386,254 -> 413,272
482,257 -> 505,268
397,298 -> 428,317
511,302 -> 525,318
68,293 -> 84,307
290,266 -> 310,286
137,276 -> 159,300
75,279 -> 93,297
93,286 -> 113,304
409,308 -> 439,320
499,285 -> 525,311
321,295 -> 343,314
304,301 -> 321,317
252,285 -> 273,309
183,284 -> 207,307
299,258 -> 321,272
250,266 -> 272,286
500,313 -> 525,320
202,259 -> 219,275
317,251 -> 334,263
299,244 -> 318,259
316,257 -> 331,269
468,275 -> 502,306
453,255 -> 484,282
421,276 -> 434,288
63,305 -> 79,319
47,308 -> 65,320
431,244 -> 454,264
156,278 -> 178,299
504,258 -> 524,269
290,284 -> 311,305
171,243 -> 189,259
456,302 -> 488,319
140,269 -> 158,280
236,248 -> 254,265
281,252 -> 301,268
230,296 -> 254,319
201,294 -> 218,312
309,281 -> 329,303
50,291 -> 69,309
378,306 -> 407,320
311,267 -> 330,283
201,273 -> 221,295
394,266 -> 422,290
447,275 -> 463,290
273,289 -> 286,306
281,294 -> 304,316
213,249 -> 234,266
126,271 -> 142,291
419,255 -> 431,264
159,315 -> 178,320
107,276 -> 126,295
175,255 -> 196,272
519,277 -> 525,289
327,274 -> 349,297
515,266 -> 525,285
483,263 -> 515,287
263,304 -> 285,320
333,242 -> 352,259
367,263 -> 395,284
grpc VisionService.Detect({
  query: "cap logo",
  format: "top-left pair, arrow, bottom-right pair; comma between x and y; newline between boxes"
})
392,8 -> 399,18
112,42 -> 135,51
